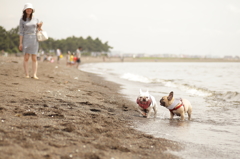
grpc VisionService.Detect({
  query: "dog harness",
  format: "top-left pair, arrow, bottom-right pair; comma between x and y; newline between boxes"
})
136,97 -> 152,109
168,98 -> 184,113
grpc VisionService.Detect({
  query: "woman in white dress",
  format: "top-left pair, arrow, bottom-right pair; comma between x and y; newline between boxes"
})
18,3 -> 42,79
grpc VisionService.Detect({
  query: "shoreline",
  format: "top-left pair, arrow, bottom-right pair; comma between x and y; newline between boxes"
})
0,56 -> 182,159
81,56 -> 240,63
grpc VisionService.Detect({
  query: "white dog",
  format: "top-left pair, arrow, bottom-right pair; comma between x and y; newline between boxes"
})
136,89 -> 157,118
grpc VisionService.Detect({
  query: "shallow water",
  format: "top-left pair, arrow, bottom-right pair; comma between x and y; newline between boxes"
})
81,62 -> 240,159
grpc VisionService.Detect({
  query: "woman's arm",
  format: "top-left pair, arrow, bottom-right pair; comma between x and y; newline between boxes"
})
18,19 -> 24,51
37,21 -> 43,31
19,35 -> 23,51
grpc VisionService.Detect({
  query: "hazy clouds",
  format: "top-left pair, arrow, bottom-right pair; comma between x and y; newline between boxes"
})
1,0 -> 240,56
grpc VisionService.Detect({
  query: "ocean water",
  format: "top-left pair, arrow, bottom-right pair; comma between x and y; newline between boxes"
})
81,62 -> 240,159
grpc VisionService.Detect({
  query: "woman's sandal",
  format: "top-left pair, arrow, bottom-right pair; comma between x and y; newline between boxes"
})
25,76 -> 30,78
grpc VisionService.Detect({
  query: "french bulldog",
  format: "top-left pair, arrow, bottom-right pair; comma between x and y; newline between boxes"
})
160,91 -> 192,121
136,89 -> 157,118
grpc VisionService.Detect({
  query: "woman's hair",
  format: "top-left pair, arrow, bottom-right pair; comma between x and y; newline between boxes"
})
22,10 -> 33,21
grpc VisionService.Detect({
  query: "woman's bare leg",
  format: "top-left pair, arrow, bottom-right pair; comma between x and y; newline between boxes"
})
31,54 -> 38,78
23,53 -> 30,77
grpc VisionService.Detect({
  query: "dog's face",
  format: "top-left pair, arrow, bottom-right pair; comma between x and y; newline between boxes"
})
160,91 -> 174,107
139,89 -> 150,102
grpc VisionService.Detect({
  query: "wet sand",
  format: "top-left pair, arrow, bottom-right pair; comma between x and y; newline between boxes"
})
0,56 -> 181,159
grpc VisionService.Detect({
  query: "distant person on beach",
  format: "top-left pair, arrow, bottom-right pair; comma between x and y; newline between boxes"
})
66,51 -> 75,66
48,55 -> 54,63
43,53 -> 48,62
66,51 -> 71,66
1,49 -> 8,57
18,3 -> 42,79
56,48 -> 61,64
75,46 -> 82,68
70,53 -> 75,66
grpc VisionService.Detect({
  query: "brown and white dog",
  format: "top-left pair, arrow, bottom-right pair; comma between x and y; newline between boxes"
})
136,89 -> 157,118
159,91 -> 192,121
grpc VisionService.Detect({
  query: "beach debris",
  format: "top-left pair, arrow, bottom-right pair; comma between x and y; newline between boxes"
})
15,113 -> 21,117
78,101 -> 93,105
62,125 -> 75,132
74,77 -> 78,80
48,113 -> 64,118
122,104 -> 128,111
48,76 -> 54,78
55,66 -> 58,68
0,107 -> 6,112
43,155 -> 50,158
90,108 -> 101,112
43,104 -> 49,107
107,108 -> 115,112
23,111 -> 37,116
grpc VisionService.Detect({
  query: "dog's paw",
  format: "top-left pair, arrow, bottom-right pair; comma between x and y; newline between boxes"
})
142,114 -> 147,118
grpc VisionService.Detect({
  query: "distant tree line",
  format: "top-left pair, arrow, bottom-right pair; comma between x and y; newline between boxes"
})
0,26 -> 19,53
0,26 -> 113,54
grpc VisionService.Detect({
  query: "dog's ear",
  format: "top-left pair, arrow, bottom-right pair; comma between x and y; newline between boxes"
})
167,91 -> 174,101
139,89 -> 143,94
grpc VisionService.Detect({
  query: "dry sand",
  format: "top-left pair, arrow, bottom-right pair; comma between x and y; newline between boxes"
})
0,56 -> 182,159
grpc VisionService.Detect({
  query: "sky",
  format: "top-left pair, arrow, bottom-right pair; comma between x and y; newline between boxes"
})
1,0 -> 240,56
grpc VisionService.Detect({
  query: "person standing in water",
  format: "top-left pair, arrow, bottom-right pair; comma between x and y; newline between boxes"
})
18,3 -> 42,79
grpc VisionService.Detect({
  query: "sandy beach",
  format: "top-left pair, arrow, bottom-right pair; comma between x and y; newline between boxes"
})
0,56 -> 182,159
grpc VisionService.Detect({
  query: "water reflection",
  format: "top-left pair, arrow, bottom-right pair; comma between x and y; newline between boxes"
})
168,119 -> 191,127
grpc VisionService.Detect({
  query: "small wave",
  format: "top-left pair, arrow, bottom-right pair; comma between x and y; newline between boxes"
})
81,64 -> 105,75
120,73 -> 212,97
162,80 -> 212,97
120,73 -> 152,83
211,91 -> 240,103
164,81 -> 177,88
